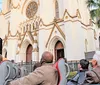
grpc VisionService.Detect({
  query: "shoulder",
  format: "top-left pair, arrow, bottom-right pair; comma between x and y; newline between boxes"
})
94,66 -> 100,71
71,73 -> 79,82
86,70 -> 92,74
35,64 -> 57,72
86,70 -> 94,77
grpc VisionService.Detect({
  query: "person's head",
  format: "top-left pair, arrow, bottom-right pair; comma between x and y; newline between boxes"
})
91,59 -> 98,68
11,60 -> 15,63
79,59 -> 89,70
40,51 -> 53,64
0,54 -> 3,62
93,51 -> 100,65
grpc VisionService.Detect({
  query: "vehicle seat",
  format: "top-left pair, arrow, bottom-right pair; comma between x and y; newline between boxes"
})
0,60 -> 14,85
53,58 -> 70,85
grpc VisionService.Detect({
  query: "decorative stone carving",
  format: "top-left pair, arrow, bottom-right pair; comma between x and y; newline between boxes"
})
26,1 -> 38,18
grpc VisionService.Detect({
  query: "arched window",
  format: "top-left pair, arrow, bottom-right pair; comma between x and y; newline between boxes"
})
55,0 -> 59,19
8,0 -> 12,11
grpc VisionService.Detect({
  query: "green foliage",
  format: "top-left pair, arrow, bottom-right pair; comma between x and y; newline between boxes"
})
87,0 -> 100,28
67,71 -> 77,80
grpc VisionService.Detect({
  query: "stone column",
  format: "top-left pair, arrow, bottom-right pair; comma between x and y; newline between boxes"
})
7,39 -> 18,61
32,31 -> 39,61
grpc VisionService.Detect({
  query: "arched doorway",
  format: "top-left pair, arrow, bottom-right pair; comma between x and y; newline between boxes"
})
2,48 -> 7,58
5,51 -> 7,58
20,40 -> 33,62
99,36 -> 100,50
26,44 -> 33,63
55,41 -> 64,61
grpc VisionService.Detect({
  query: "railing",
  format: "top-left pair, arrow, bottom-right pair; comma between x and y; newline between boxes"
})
17,61 -> 38,74
18,61 -> 79,73
18,60 -> 92,74
67,61 -> 92,72
67,61 -> 79,72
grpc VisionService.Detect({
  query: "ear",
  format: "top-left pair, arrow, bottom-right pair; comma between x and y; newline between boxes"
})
40,58 -> 45,64
95,60 -> 97,65
78,64 -> 81,69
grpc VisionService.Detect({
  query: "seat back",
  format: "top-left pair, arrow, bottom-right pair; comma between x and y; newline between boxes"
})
0,60 -> 14,85
12,64 -> 21,79
54,58 -> 70,85
0,60 -> 29,85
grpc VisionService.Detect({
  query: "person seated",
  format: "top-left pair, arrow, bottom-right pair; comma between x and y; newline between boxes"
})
3,57 -> 8,61
9,51 -> 58,85
11,60 -> 15,63
67,59 -> 89,85
86,59 -> 100,84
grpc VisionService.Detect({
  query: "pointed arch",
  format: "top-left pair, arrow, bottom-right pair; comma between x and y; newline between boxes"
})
26,44 -> 33,62
48,36 -> 66,61
55,40 -> 64,61
19,40 -> 33,62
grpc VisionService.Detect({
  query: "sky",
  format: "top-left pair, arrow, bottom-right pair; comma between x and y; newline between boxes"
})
0,0 -> 2,10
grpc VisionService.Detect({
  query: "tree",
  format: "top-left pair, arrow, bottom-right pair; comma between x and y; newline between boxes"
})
87,0 -> 100,27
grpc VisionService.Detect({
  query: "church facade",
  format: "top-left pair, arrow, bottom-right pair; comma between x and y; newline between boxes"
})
0,0 -> 97,62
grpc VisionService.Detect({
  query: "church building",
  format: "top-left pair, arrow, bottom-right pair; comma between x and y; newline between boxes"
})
0,0 -> 97,62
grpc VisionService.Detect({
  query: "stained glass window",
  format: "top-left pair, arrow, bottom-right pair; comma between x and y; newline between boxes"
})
26,1 -> 38,18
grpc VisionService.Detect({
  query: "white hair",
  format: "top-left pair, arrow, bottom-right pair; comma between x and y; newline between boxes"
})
93,51 -> 100,65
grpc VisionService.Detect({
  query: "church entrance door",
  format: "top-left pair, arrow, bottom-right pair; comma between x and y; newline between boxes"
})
26,44 -> 33,63
55,41 -> 64,61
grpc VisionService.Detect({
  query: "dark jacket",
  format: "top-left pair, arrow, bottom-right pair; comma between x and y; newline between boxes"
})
67,69 -> 88,85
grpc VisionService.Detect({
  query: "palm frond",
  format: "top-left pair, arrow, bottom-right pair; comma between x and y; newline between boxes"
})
90,10 -> 97,19
97,19 -> 100,28
87,0 -> 97,8
87,0 -> 100,28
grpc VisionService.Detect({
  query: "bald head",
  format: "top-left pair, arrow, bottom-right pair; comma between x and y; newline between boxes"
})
41,51 -> 53,64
